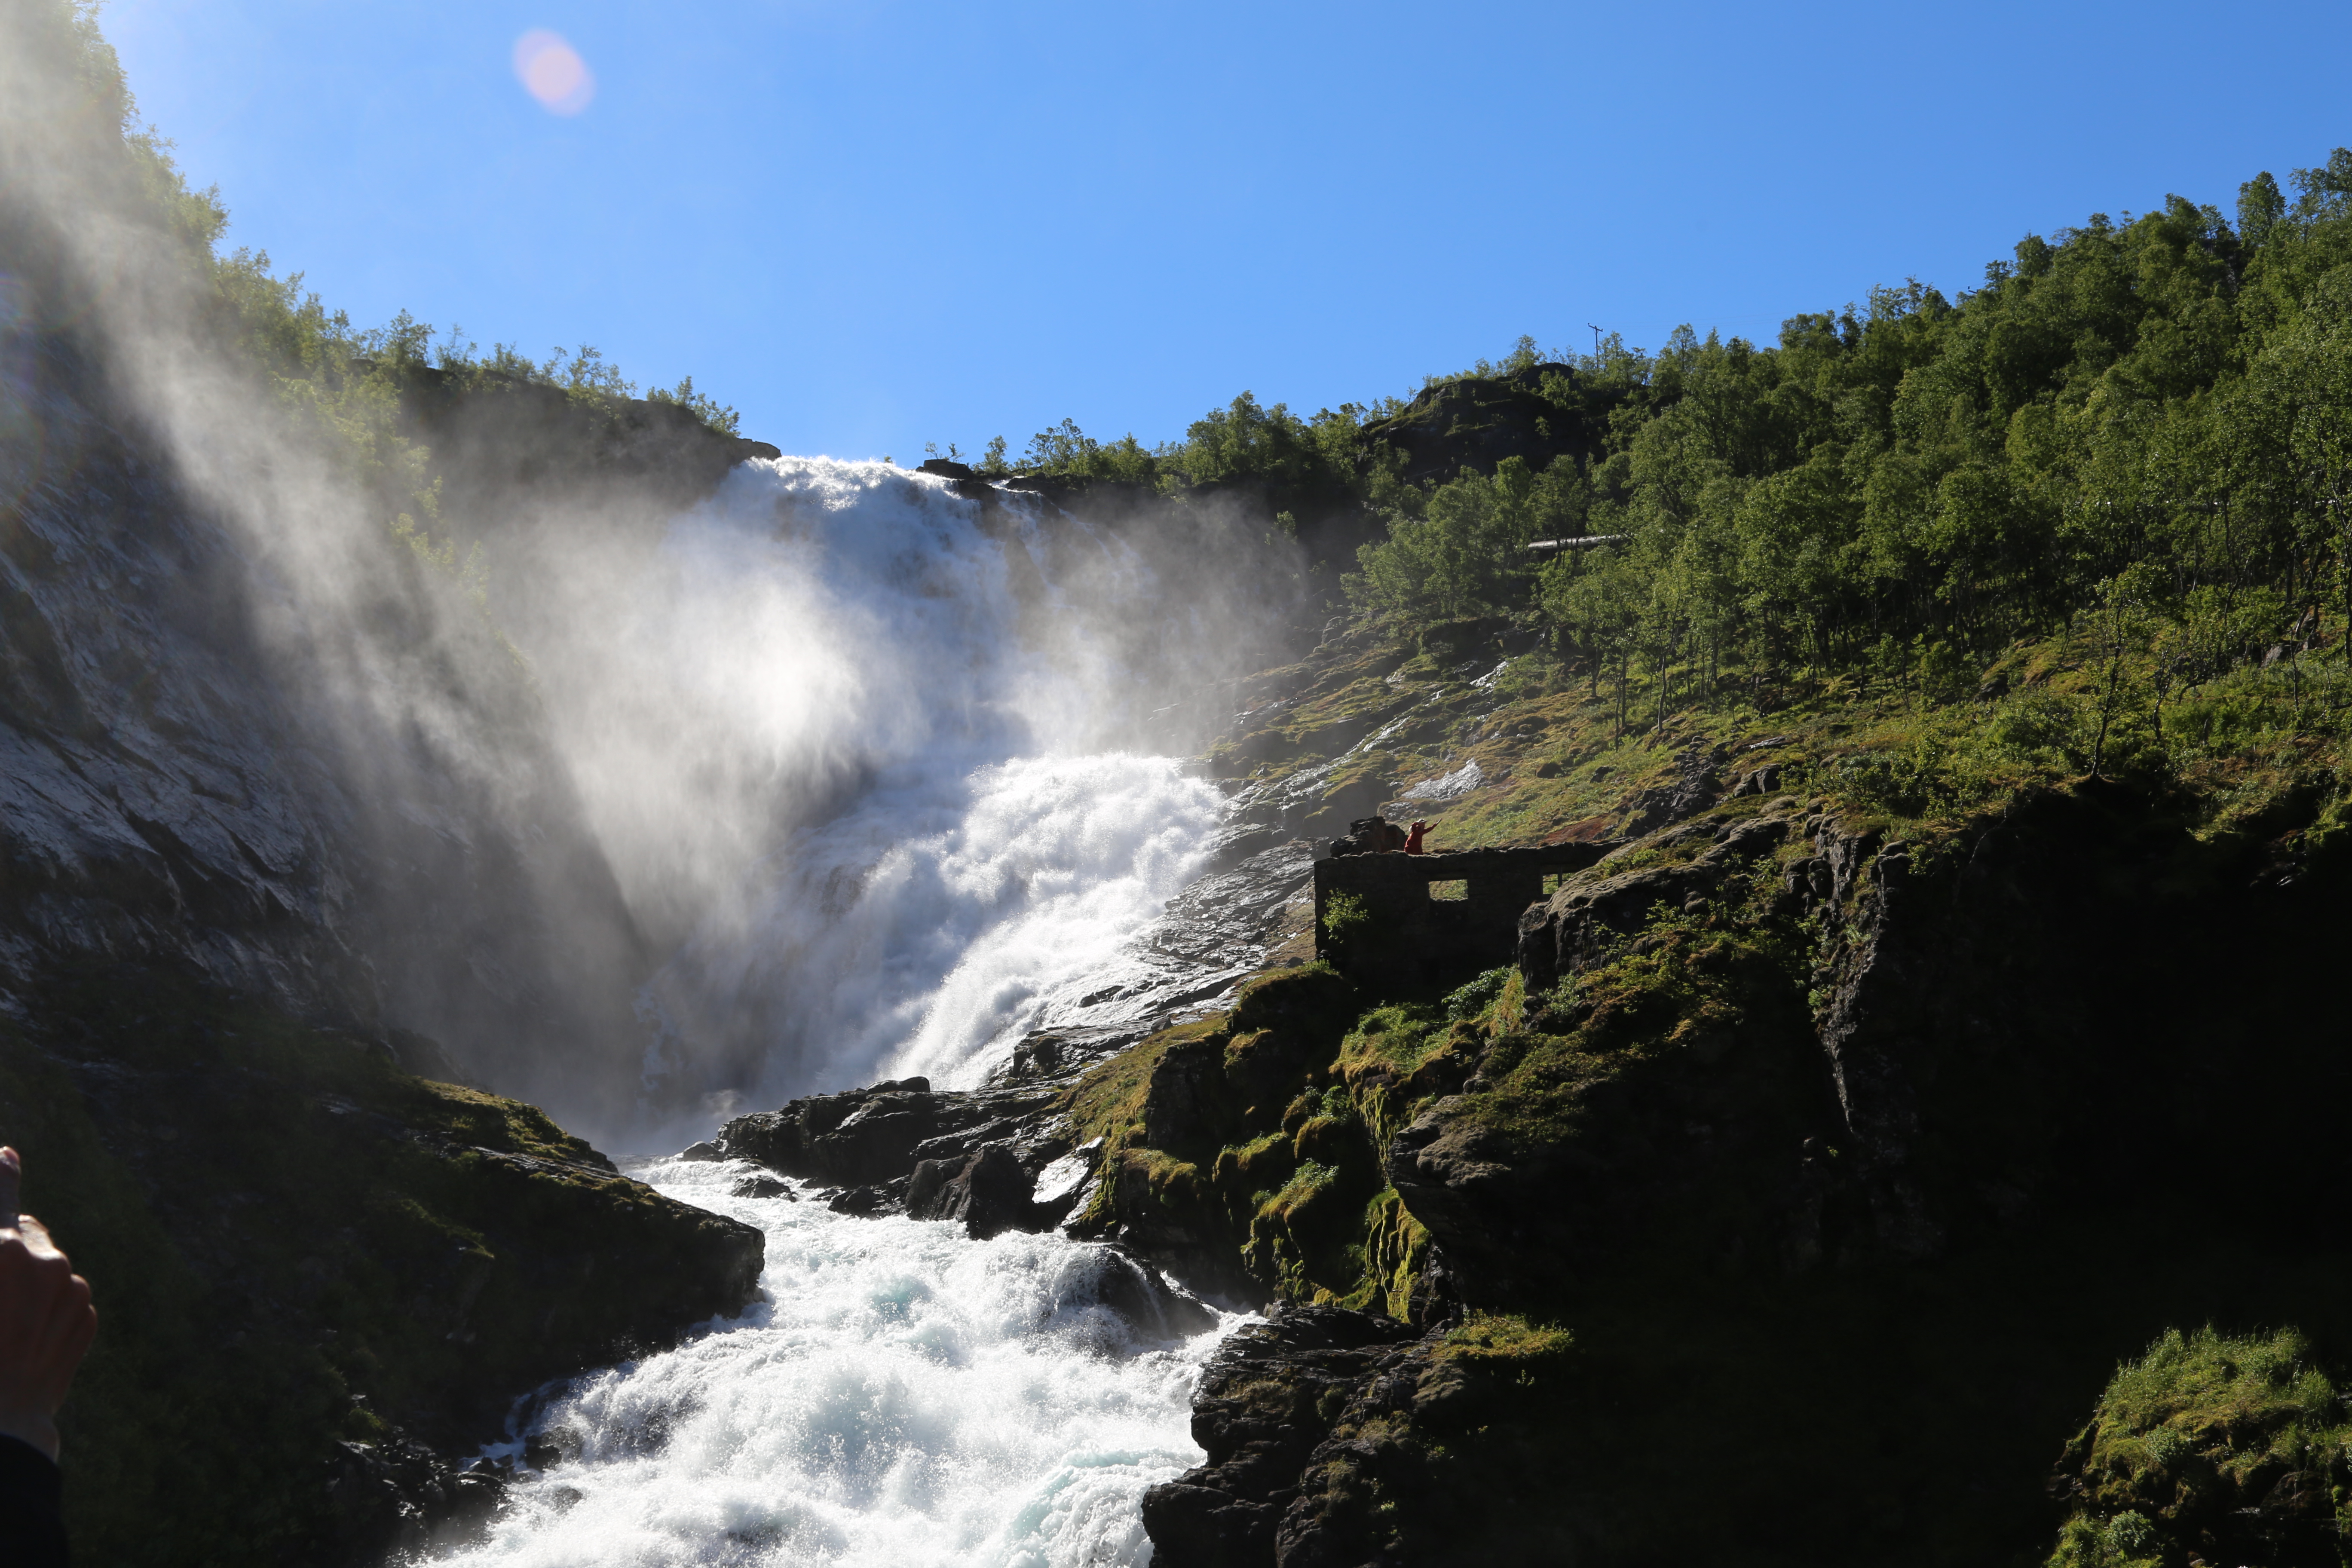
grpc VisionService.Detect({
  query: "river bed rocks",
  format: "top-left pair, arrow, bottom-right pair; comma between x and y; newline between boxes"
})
1142,1307 -> 1423,1565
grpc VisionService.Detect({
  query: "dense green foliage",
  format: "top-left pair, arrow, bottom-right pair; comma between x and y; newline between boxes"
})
962,159 -> 2352,753
1371,177 -> 2352,706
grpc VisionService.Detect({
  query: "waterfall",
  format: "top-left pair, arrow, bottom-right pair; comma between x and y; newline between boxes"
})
430,456 -> 1265,1564
497,455 -> 1239,1125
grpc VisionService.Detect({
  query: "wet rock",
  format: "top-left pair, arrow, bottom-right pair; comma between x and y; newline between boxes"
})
717,1078 -> 1047,1187
1005,1033 -> 1068,1079
729,1173 -> 794,1200
325,1434 -> 505,1562
906,1144 -> 1038,1239
823,1182 -> 902,1217
1082,1247 -> 1221,1340
998,1024 -> 1153,1084
1141,1306 -> 1421,1568
1143,842 -> 1317,972
676,1141 -> 723,1162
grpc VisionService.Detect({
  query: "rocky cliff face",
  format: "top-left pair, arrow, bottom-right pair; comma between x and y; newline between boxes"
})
0,320 -> 684,1103
1011,606 -> 2352,1566
0,141 -> 781,1561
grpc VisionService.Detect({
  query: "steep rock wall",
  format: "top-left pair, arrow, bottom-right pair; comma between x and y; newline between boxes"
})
1124,776 -> 2352,1565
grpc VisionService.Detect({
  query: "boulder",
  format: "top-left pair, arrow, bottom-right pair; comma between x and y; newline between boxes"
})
717,1078 -> 995,1186
905,1144 -> 1038,1239
1516,808 -> 1793,993
1143,1038 -> 1231,1155
729,1173 -> 794,1200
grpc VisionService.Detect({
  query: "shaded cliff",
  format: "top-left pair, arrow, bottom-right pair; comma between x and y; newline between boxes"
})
1,964 -> 763,1566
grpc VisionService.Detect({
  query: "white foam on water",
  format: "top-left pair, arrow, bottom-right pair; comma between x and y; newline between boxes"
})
661,747 -> 1224,1103
433,1159 -> 1236,1568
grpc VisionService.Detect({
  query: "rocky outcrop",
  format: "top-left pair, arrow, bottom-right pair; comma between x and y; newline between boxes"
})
0,303 -> 733,1114
2043,1326 -> 2352,1568
322,1436 -> 505,1564
1142,1307 -> 1423,1566
1124,767 -> 2352,1565
1515,802 -> 1793,992
905,1144 -> 1043,1239
1355,363 -> 1603,490
717,1076 -> 1065,1191
363,359 -> 781,522
1617,741 -> 1725,836
1144,1305 -> 1586,1568
4,965 -> 763,1566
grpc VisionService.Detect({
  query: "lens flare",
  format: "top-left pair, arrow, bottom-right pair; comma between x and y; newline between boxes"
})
513,29 -> 594,115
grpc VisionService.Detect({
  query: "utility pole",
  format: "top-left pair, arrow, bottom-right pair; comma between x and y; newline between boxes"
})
1587,323 -> 1604,361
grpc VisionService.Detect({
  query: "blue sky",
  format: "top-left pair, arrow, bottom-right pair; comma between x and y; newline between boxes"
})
105,0 -> 2352,462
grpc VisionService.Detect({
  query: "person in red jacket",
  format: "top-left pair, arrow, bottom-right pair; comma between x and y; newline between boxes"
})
1404,820 -> 1430,854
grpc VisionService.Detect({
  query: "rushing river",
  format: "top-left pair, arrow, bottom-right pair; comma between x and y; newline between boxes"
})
436,1160 -> 1233,1568
425,458 -> 1268,1565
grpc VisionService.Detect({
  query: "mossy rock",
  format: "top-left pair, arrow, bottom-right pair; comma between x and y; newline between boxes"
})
2046,1327 -> 2352,1568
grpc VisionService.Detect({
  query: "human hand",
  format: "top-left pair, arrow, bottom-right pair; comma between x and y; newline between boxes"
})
0,1148 -> 95,1462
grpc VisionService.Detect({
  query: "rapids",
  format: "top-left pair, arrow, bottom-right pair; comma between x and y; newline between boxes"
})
435,1159 -> 1232,1568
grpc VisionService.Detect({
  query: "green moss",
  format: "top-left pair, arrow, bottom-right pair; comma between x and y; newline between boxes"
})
1212,1130 -> 1297,1198
1228,963 -> 1360,1038
1354,1188 -> 1433,1319
1059,1015 -> 1222,1149
1437,1312 -> 1575,1368
1248,1160 -> 1361,1302
1333,1004 -> 1447,1079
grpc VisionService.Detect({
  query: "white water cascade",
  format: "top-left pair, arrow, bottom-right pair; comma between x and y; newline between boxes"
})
506,456 -> 1251,1121
432,457 -> 1274,1565
437,1161 -> 1231,1568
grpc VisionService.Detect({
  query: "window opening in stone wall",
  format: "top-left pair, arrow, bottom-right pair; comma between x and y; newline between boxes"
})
1428,880 -> 1468,901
